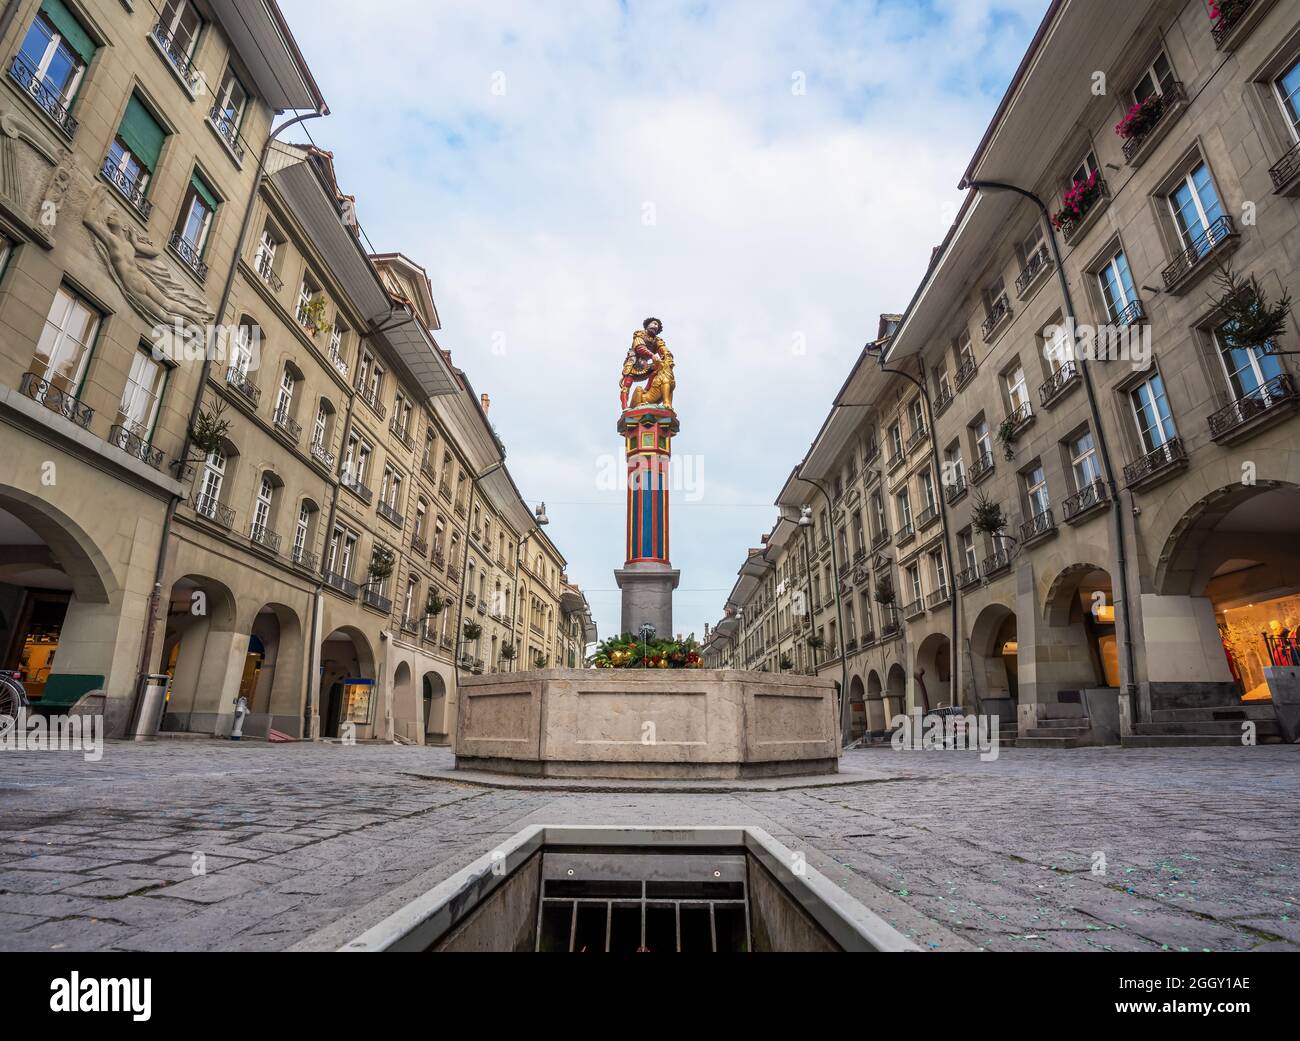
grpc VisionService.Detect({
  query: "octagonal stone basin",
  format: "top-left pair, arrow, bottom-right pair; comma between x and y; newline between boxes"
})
454,669 -> 841,780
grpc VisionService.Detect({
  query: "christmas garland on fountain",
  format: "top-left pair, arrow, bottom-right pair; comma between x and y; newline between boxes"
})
590,633 -> 704,669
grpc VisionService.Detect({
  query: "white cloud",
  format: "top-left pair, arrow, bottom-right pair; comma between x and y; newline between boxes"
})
279,0 -> 1046,642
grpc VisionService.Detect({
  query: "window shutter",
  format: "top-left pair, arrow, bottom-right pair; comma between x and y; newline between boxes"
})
41,0 -> 96,65
190,172 -> 221,214
118,96 -> 166,171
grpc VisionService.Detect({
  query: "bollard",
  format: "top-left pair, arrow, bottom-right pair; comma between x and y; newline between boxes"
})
230,695 -> 250,741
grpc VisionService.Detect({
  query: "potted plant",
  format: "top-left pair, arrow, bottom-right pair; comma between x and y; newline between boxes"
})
1050,170 -> 1104,231
425,591 -> 445,617
533,653 -> 549,670
367,546 -> 395,583
1114,93 -> 1165,142
779,653 -> 794,671
807,633 -> 825,650
972,490 -> 1011,542
300,295 -> 330,337
500,643 -> 516,662
462,620 -> 482,642
1212,264 -> 1292,354
1209,0 -> 1251,28
873,578 -> 896,607
996,417 -> 1021,460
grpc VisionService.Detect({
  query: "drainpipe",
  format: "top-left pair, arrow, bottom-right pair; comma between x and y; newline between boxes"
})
133,107 -> 327,730
802,524 -> 817,673
868,353 -> 956,714
958,178 -> 1139,713
798,471 -> 851,745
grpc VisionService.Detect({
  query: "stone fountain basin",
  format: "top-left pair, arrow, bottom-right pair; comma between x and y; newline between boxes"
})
454,669 -> 840,780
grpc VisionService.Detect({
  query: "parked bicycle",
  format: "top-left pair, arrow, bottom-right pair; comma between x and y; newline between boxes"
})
0,670 -> 29,719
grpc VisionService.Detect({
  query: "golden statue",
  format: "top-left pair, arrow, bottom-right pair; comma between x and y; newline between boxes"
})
621,317 -> 675,411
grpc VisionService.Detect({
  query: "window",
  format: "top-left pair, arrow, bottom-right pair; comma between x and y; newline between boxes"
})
158,0 -> 202,59
313,402 -> 330,450
327,525 -> 357,579
34,286 -> 99,393
329,321 -> 347,362
1168,163 -> 1226,255
293,503 -> 312,560
1098,249 -> 1139,323
274,367 -> 296,425
1133,51 -> 1174,104
895,490 -> 913,532
1215,325 -> 1283,401
1024,465 -> 1050,518
297,278 -> 319,326
106,96 -> 165,203
422,429 -> 436,470
1130,374 -> 1177,452
254,226 -> 280,281
955,334 -> 975,372
404,577 -> 418,623
870,492 -> 886,536
972,419 -> 992,464
1005,365 -> 1029,411
1069,152 -> 1099,189
944,442 -> 965,486
1276,58 -> 1300,143
198,447 -> 226,513
984,276 -> 1007,312
16,3 -> 95,120
343,434 -> 371,484
211,65 -> 247,135
959,529 -> 978,570
930,550 -> 947,594
231,319 -> 256,376
117,347 -> 167,439
920,470 -> 937,512
908,398 -> 925,437
415,499 -> 428,541
1068,431 -> 1102,491
251,474 -> 275,541
906,564 -> 923,604
888,421 -> 903,459
174,172 -> 219,259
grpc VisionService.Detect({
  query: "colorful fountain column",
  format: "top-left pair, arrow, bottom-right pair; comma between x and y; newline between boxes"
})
615,405 -> 681,638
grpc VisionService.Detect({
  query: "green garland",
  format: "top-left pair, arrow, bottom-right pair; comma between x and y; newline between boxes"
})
589,633 -> 705,669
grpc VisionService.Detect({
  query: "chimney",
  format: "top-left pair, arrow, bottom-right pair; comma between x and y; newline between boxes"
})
481,393 -> 491,415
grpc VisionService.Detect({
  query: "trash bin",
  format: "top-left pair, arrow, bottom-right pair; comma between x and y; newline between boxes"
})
133,674 -> 170,738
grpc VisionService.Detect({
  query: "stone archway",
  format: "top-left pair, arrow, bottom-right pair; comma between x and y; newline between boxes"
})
423,671 -> 450,742
319,626 -> 375,738
160,575 -> 240,734
970,603 -> 1018,713
241,603 -> 303,737
916,632 -> 952,709
866,670 -> 886,733
392,660 -> 417,742
885,663 -> 907,720
848,674 -> 866,741
1041,564 -> 1118,692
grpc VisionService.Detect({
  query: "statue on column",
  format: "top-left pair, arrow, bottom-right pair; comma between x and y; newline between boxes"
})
620,317 -> 675,412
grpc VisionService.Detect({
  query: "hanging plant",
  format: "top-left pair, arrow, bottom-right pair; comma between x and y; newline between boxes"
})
367,546 -> 396,581
972,490 -> 1009,538
1209,0 -> 1250,25
1212,264 -> 1292,354
188,400 -> 231,458
425,591 -> 445,617
499,643 -> 516,661
873,578 -> 896,606
779,653 -> 794,671
533,653 -> 549,669
807,634 -> 826,650
300,296 -> 330,336
996,418 -> 1020,461
462,620 -> 482,641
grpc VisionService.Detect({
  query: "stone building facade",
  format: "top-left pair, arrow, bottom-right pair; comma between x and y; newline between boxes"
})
706,0 -> 1300,747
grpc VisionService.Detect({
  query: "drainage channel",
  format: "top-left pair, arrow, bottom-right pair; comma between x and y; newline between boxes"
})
341,826 -> 919,953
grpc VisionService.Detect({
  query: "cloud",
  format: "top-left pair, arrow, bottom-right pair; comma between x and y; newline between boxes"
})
279,0 -> 1046,642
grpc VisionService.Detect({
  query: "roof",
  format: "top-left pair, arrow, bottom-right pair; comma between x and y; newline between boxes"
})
210,0 -> 327,113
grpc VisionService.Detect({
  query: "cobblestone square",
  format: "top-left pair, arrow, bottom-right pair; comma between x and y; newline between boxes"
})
0,742 -> 1296,952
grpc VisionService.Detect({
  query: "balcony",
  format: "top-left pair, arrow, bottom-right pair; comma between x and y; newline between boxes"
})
441,634 -> 454,652
1019,508 -> 1057,546
340,470 -> 373,504
917,504 -> 940,531
957,564 -> 982,590
377,500 -> 405,528
980,293 -> 1012,342
844,637 -> 858,655
864,441 -> 880,466
101,156 -> 153,221
927,586 -> 950,610
982,547 -> 1011,579
358,382 -> 387,421
880,612 -> 901,639
955,355 -> 978,390
400,618 -> 420,638
150,20 -> 201,92
870,528 -> 890,552
1039,361 -> 1080,408
291,545 -> 319,573
362,586 -> 393,613
272,405 -> 301,445
326,347 -> 349,380
1113,299 -> 1146,327
447,564 -> 461,584
945,475 -> 967,506
19,373 -> 93,429
466,592 -> 477,608
389,420 -> 414,450
477,601 -> 487,616
1270,140 -> 1300,196
309,439 -> 335,470
932,385 -> 954,418
1003,401 -> 1035,441
249,523 -> 282,555
1063,480 -> 1109,523
454,499 -> 467,518
895,521 -> 915,548
191,493 -> 234,530
860,631 -> 876,648
207,105 -> 246,163
322,571 -> 356,598
1015,244 -> 1053,298
1124,438 -> 1188,491
108,425 -> 164,469
969,451 -> 995,485
8,52 -> 77,138
431,548 -> 446,571
1057,178 -> 1110,245
903,598 -> 925,620
1120,82 -> 1188,168
253,251 -> 283,293
225,366 -> 260,407
411,534 -> 428,557
905,424 -> 928,454
886,450 -> 905,474
1207,373 -> 1297,444
1162,216 -> 1239,295
1211,0 -> 1269,51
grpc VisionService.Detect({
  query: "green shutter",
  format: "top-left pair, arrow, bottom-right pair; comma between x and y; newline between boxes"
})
190,172 -> 220,214
118,96 -> 166,172
40,0 -> 96,66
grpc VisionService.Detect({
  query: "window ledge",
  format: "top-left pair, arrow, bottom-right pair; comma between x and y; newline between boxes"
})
205,111 -> 246,169
148,29 -> 199,100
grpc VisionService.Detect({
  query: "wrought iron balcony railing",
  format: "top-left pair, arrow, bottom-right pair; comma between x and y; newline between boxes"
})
870,528 -> 890,551
340,469 -> 373,504
945,475 -> 967,505
1207,373 -> 1296,440
362,586 -> 392,613
377,500 -> 405,528
955,355 -> 978,390
8,52 -> 77,138
1121,82 -> 1187,162
1039,361 -> 1079,407
1058,179 -> 1109,243
903,597 -> 925,619
1063,479 -> 1108,522
326,347 -> 348,380
895,521 -> 915,546
254,250 -> 283,292
109,424 -> 164,469
272,405 -> 301,444
957,563 -> 982,589
150,21 -> 200,90
1270,139 -> 1300,192
191,493 -> 234,529
249,524 -> 282,554
1212,0 -> 1254,47
1019,508 -> 1057,544
905,424 -> 928,453
102,155 -> 153,220
1123,438 -> 1187,487
225,366 -> 259,406
358,382 -> 387,420
207,105 -> 246,161
917,504 -> 940,530
980,293 -> 1012,341
309,439 -> 335,469
933,385 -> 954,417
1015,244 -> 1052,297
20,372 -> 94,428
389,419 -> 413,449
969,451 -> 995,485
323,571 -> 359,598
982,547 -> 1011,578
411,534 -> 428,557
1162,215 -> 1238,292
927,586 -> 950,609
291,545 -> 319,572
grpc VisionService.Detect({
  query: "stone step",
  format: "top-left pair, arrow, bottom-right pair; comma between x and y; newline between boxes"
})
1015,733 -> 1095,749
1122,734 -> 1253,748
1134,720 -> 1281,737
1033,716 -> 1092,729
1150,705 -> 1275,723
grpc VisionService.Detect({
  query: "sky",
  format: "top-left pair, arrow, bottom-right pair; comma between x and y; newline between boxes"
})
278,0 -> 1048,644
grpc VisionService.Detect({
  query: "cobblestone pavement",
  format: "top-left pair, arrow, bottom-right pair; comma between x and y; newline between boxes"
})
0,741 -> 1296,952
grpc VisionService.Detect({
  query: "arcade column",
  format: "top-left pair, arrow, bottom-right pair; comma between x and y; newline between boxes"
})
614,406 -> 681,638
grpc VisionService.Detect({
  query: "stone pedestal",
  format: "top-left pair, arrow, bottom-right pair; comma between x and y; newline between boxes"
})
615,562 -> 680,639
